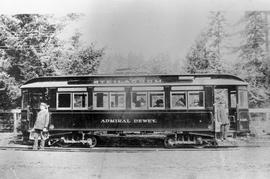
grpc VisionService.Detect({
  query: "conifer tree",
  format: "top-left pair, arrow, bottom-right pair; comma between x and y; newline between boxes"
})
186,11 -> 227,74
235,11 -> 270,107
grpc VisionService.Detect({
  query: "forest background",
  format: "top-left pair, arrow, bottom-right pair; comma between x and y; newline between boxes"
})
0,11 -> 270,109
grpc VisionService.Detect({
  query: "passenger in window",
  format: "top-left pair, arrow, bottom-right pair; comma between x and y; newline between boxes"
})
190,95 -> 200,107
111,101 -> 115,108
74,96 -> 82,108
175,97 -> 185,107
154,99 -> 164,107
135,97 -> 146,107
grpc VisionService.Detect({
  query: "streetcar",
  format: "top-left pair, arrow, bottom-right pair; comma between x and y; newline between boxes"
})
20,74 -> 250,147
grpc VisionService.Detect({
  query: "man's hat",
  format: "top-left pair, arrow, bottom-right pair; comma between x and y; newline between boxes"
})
40,102 -> 48,108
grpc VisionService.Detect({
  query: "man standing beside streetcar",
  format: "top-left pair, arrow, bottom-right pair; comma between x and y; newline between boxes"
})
32,103 -> 49,150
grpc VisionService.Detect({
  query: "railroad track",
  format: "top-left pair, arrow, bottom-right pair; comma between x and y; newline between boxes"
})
0,145 -> 241,153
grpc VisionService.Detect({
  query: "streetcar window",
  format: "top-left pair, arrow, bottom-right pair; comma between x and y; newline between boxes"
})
149,92 -> 165,109
73,93 -> 88,109
230,92 -> 237,108
188,91 -> 204,109
239,90 -> 248,108
132,92 -> 147,109
57,93 -> 71,109
110,92 -> 126,109
171,92 -> 187,109
93,92 -> 109,109
31,92 -> 43,109
22,90 -> 29,109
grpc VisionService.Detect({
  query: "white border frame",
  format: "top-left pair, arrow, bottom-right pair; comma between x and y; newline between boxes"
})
131,91 -> 148,110
170,91 -> 187,110
188,91 -> 205,109
148,91 -> 165,110
93,92 -> 109,110
57,93 -> 72,110
110,92 -> 126,110
72,93 -> 88,110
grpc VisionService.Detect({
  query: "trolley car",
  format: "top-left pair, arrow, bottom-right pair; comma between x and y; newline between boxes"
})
20,74 -> 250,147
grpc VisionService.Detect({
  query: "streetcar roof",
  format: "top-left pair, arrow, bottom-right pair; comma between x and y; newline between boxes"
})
20,74 -> 248,89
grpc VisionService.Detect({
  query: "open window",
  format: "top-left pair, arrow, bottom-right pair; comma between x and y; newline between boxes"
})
110,92 -> 126,109
93,92 -> 109,109
171,92 -> 187,109
132,92 -> 147,109
73,93 -> 88,109
57,93 -> 72,109
149,92 -> 165,109
22,90 -> 29,110
230,91 -> 237,108
188,91 -> 204,109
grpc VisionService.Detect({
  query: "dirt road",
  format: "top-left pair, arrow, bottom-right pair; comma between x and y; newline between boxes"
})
1,146 -> 270,179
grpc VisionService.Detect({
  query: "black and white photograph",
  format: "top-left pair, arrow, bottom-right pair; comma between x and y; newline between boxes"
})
1,0 -> 270,178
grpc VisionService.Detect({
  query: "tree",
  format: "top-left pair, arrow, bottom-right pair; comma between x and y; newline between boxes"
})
234,11 -> 270,107
55,32 -> 105,75
0,14 -> 105,109
185,11 -> 227,74
0,14 -> 59,82
0,72 -> 19,110
186,32 -> 211,73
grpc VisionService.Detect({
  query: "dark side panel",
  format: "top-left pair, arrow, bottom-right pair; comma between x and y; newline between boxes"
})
50,111 -> 213,131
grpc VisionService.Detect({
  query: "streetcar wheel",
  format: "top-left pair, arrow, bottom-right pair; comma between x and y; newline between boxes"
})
164,137 -> 174,148
55,141 -> 71,148
51,138 -> 71,148
86,136 -> 97,148
192,144 -> 205,149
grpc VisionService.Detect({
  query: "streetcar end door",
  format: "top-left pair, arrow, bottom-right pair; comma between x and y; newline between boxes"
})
214,87 -> 238,131
236,86 -> 250,133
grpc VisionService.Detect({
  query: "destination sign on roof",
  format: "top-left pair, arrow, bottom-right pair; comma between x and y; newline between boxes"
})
93,77 -> 162,84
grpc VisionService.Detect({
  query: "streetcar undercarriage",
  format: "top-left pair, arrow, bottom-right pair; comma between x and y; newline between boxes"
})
38,130 -> 218,148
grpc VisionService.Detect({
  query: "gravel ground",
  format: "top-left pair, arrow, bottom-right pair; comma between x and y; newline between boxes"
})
0,132 -> 15,146
1,147 -> 270,179
1,133 -> 270,179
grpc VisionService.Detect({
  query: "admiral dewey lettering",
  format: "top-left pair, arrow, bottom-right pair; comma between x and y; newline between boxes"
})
101,119 -> 157,124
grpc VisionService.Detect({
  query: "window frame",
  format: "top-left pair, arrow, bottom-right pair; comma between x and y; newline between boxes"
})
238,89 -> 248,109
110,92 -> 126,110
170,91 -> 187,110
22,90 -> 29,110
148,91 -> 165,110
230,91 -> 237,108
93,92 -> 110,110
188,91 -> 205,109
131,91 -> 148,110
72,92 -> 88,110
57,92 -> 72,110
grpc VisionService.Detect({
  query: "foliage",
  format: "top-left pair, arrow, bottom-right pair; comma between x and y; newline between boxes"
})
0,14 -> 105,109
185,11 -> 227,74
0,72 -> 19,110
58,44 -> 104,75
0,14 -> 58,82
234,11 -> 270,107
185,32 -> 211,73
